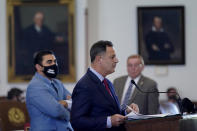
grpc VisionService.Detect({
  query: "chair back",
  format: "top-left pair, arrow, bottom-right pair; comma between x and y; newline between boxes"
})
0,100 -> 30,131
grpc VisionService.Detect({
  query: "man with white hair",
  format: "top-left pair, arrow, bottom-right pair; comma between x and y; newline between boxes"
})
113,54 -> 159,115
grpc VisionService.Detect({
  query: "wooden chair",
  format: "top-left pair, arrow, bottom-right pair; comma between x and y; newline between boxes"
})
0,100 -> 30,131
24,122 -> 30,131
0,96 -> 7,101
192,101 -> 197,107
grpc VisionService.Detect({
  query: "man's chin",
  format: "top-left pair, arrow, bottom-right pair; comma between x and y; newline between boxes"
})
130,75 -> 137,79
108,69 -> 115,75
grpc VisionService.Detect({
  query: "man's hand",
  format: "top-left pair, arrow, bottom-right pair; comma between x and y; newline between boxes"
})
66,95 -> 71,100
111,114 -> 127,127
59,100 -> 68,108
126,103 -> 139,114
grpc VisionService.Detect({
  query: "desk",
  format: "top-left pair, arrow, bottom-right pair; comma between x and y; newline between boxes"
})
180,114 -> 197,131
125,115 -> 181,131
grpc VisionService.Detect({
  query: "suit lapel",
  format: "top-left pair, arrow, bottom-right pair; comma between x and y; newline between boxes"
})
118,77 -> 127,100
107,81 -> 121,110
130,76 -> 144,102
35,73 -> 60,100
99,82 -> 116,104
130,88 -> 137,102
87,69 -> 119,110
46,84 -> 59,100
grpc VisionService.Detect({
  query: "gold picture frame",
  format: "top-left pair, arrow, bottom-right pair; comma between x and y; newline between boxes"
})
7,0 -> 76,82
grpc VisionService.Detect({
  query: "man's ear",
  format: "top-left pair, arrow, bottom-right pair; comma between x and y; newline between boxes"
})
35,64 -> 43,71
95,55 -> 102,64
141,65 -> 145,71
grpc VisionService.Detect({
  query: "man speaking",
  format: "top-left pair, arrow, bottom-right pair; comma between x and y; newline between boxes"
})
71,40 -> 139,131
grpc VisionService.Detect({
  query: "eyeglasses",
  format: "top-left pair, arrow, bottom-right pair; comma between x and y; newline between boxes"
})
127,64 -> 143,68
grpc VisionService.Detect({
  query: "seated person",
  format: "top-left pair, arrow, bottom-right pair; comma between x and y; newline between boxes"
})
160,87 -> 180,114
7,88 -> 25,102
167,87 -> 178,103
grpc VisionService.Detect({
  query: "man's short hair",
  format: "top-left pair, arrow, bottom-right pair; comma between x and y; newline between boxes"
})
7,88 -> 23,100
33,50 -> 54,66
167,87 -> 177,93
127,54 -> 145,65
90,40 -> 113,63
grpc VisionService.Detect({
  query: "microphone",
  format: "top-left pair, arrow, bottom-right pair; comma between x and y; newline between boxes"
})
131,80 -> 183,114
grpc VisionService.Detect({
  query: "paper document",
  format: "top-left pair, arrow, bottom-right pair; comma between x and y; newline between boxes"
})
126,111 -> 170,120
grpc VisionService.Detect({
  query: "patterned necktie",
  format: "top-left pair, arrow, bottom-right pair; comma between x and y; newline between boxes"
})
103,79 -> 112,96
51,82 -> 58,94
122,80 -> 133,106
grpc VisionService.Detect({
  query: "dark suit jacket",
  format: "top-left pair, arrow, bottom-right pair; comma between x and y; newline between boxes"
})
71,69 -> 125,131
145,30 -> 174,60
113,75 -> 159,115
18,25 -> 54,75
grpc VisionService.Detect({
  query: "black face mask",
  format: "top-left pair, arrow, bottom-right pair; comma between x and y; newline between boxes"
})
42,64 -> 58,78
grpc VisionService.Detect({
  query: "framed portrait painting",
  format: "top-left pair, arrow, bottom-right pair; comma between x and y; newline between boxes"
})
138,6 -> 185,65
7,0 -> 76,82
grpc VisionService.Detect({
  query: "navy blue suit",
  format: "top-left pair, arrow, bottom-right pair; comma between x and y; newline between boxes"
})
71,69 -> 125,131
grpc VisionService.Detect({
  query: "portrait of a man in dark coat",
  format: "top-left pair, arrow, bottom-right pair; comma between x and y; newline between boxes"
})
145,16 -> 174,61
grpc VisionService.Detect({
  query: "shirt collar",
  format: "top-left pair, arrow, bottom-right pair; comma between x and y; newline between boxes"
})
35,25 -> 41,32
89,67 -> 104,82
152,26 -> 164,32
35,72 -> 53,85
129,75 -> 141,84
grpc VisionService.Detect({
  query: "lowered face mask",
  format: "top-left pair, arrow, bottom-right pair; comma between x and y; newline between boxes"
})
42,64 -> 58,78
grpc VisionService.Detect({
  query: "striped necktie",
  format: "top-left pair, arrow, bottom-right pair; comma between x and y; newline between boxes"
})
122,80 -> 133,106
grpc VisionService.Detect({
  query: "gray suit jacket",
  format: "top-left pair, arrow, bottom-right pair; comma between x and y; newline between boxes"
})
113,75 -> 159,115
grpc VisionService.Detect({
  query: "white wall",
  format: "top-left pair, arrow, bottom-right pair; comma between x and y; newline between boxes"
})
1,0 -> 197,101
87,0 -> 197,100
0,0 -> 87,95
